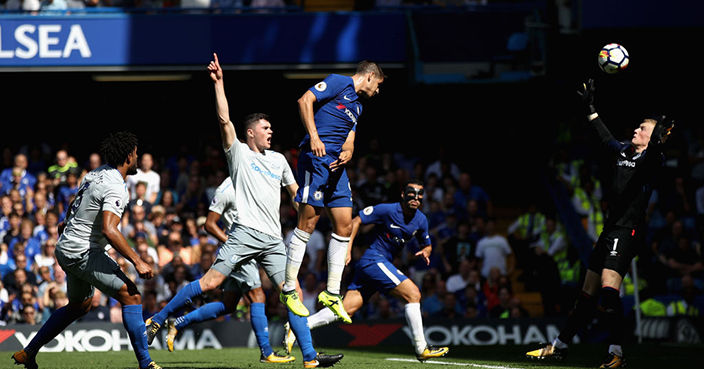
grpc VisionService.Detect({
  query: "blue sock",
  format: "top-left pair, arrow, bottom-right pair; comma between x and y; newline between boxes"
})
152,280 -> 202,326
288,310 -> 317,361
123,304 -> 152,369
25,304 -> 84,355
175,301 -> 227,330
251,302 -> 273,357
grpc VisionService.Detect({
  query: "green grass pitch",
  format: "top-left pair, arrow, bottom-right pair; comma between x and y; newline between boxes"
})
6,343 -> 702,369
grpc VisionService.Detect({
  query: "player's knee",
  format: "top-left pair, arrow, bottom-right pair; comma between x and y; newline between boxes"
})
200,279 -> 215,292
121,293 -> 142,306
405,289 -> 422,304
248,288 -> 266,304
200,272 -> 224,292
67,299 -> 92,318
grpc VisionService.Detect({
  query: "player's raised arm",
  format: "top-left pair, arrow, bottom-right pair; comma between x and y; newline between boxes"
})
297,89 -> 325,157
209,53 -> 237,150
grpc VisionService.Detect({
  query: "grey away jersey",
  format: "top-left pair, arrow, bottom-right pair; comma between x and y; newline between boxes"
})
57,165 -> 129,257
225,141 -> 296,239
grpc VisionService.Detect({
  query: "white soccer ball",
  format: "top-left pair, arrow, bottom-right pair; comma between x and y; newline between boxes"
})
598,43 -> 629,74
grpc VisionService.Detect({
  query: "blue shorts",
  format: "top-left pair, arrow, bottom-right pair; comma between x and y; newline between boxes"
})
294,149 -> 353,208
347,256 -> 408,299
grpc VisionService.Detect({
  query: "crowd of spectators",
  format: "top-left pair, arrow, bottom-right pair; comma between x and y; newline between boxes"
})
2,120 -> 703,327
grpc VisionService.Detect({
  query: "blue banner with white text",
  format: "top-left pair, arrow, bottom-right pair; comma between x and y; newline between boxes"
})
0,12 -> 407,68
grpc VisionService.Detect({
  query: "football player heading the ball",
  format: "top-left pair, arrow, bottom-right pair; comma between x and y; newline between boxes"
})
526,79 -> 673,368
281,60 -> 386,323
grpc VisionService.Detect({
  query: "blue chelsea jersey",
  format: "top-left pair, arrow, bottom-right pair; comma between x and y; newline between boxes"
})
300,74 -> 362,156
358,203 -> 432,263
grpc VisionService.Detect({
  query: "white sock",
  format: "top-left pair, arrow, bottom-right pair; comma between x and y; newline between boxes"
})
552,337 -> 568,349
326,233 -> 349,294
405,303 -> 427,354
608,344 -> 623,357
283,228 -> 310,292
307,308 -> 339,329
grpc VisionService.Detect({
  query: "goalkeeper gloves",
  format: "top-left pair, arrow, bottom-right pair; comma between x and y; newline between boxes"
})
577,79 -> 597,116
651,115 -> 675,145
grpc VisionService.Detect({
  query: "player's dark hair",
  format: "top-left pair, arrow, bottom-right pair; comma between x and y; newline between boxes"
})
406,179 -> 424,188
100,131 -> 138,167
356,60 -> 386,80
243,113 -> 270,131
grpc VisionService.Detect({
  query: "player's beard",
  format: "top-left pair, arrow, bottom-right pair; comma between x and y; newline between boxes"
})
127,163 -> 138,175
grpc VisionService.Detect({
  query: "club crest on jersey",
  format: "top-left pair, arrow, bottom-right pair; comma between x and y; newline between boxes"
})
313,191 -> 324,201
363,206 -> 374,215
115,199 -> 121,208
315,82 -> 327,92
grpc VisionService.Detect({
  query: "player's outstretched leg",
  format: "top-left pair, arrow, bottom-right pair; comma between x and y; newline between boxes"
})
165,301 -> 227,351
147,279 -> 204,344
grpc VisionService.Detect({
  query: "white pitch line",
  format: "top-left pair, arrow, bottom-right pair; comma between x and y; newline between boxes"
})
386,358 -> 523,369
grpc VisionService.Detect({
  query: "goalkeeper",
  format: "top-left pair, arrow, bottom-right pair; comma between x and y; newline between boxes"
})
526,79 -> 674,368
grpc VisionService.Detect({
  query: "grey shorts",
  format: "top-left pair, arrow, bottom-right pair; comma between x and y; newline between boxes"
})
55,247 -> 132,302
221,260 -> 262,293
211,224 -> 286,288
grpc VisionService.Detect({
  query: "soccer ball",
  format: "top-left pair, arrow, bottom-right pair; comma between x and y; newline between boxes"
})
598,43 -> 629,74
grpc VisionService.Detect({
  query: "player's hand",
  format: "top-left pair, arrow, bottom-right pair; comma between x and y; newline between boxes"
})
310,137 -> 326,157
134,259 -> 154,280
58,221 -> 66,235
652,115 -> 675,145
330,150 -> 352,172
208,53 -> 223,83
415,246 -> 432,266
577,79 -> 596,116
